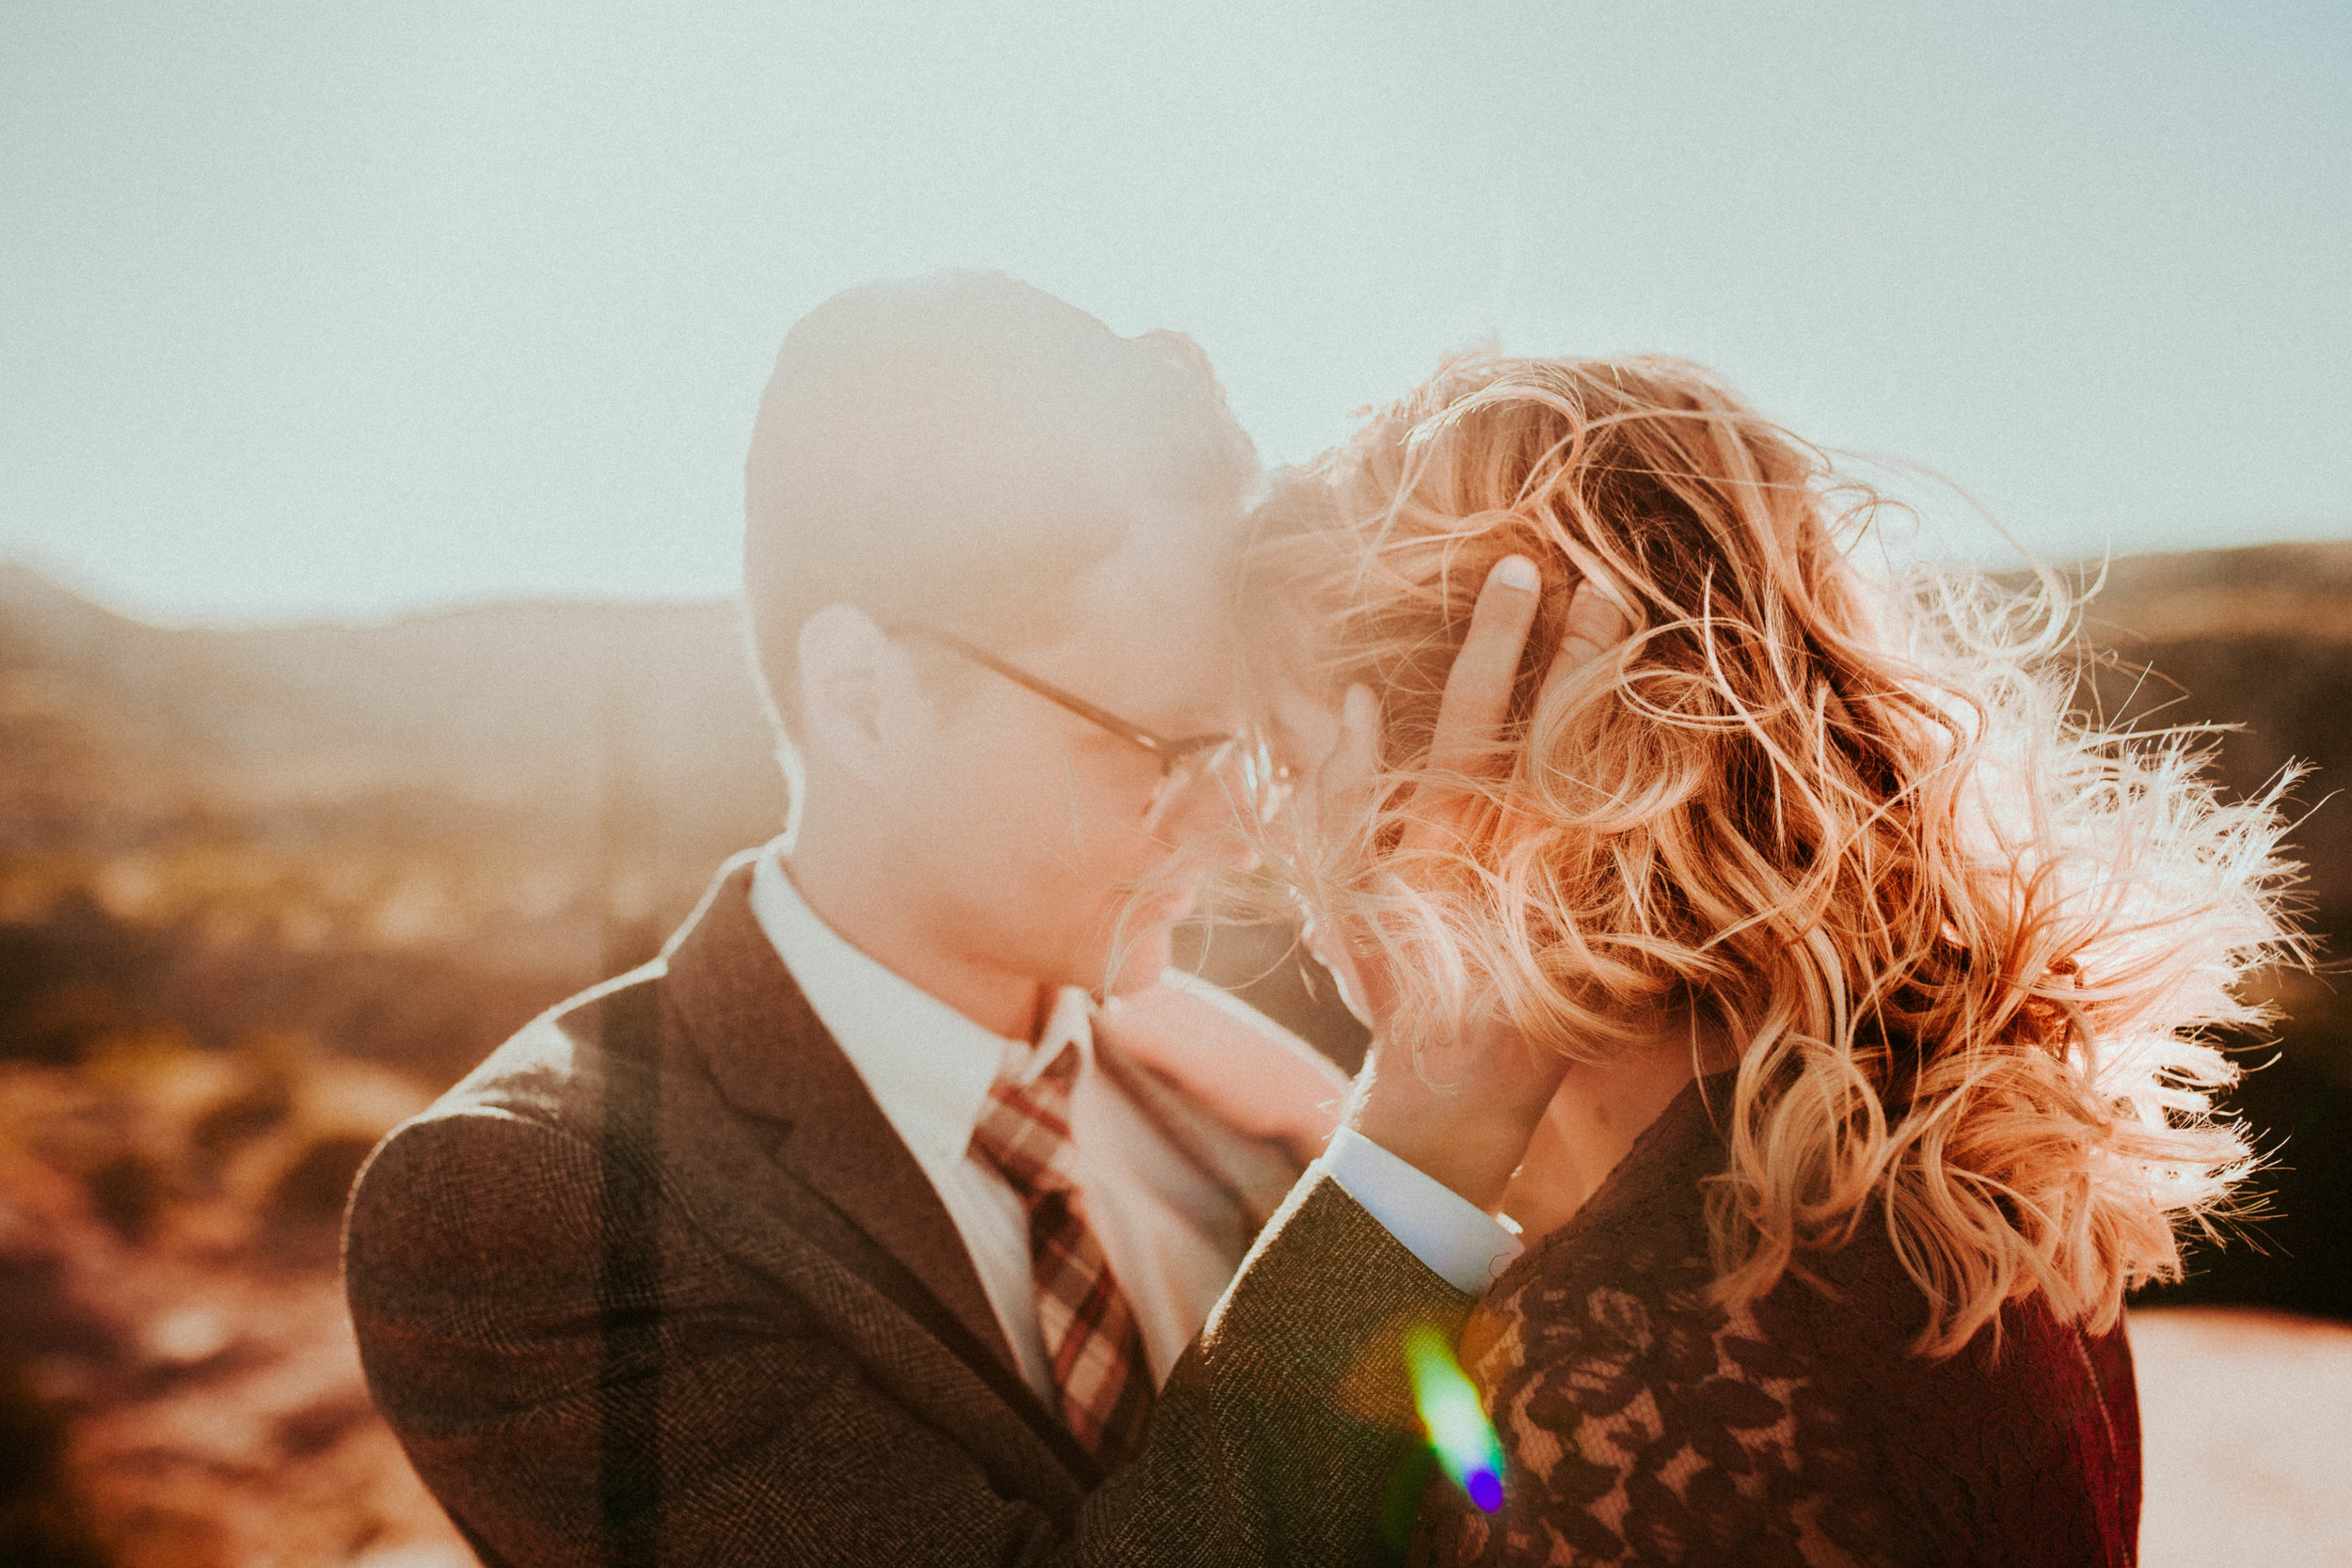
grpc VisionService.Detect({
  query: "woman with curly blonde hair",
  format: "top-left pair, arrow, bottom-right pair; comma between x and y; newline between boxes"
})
1246,353 -> 2296,1565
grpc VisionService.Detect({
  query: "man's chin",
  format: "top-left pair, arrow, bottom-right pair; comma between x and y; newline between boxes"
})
1091,921 -> 1182,1001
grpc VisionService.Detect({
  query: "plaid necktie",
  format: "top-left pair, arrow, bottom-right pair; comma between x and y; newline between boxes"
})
967,1041 -> 1154,1465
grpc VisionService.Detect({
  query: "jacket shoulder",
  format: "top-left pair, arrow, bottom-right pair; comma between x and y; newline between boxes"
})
342,962 -> 679,1315
422,958 -> 666,1124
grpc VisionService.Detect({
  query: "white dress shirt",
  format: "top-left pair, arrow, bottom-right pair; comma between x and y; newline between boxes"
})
749,844 -> 1519,1404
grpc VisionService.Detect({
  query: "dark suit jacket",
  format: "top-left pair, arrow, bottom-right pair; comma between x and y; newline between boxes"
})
344,856 -> 1470,1566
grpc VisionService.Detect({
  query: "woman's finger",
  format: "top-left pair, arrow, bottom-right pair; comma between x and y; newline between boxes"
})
1534,578 -> 1632,710
1313,682 -> 1380,806
1426,555 -> 1544,777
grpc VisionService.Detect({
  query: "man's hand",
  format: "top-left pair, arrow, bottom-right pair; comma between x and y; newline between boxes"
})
1324,554 -> 1631,1212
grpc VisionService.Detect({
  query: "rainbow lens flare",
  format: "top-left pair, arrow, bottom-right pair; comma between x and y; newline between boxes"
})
1404,1324 -> 1504,1513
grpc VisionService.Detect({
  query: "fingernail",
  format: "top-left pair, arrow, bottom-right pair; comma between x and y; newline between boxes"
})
1494,555 -> 1540,592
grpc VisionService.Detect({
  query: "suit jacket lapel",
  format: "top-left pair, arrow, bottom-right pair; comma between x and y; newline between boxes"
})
616,945 -> 1102,1505
634,858 -> 1314,1511
655,861 -> 1025,1391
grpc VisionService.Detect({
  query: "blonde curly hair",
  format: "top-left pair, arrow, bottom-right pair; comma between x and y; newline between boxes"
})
1248,352 -> 2299,1355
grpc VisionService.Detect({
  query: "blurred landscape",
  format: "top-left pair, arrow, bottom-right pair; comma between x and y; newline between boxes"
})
4,546 -> 2350,1564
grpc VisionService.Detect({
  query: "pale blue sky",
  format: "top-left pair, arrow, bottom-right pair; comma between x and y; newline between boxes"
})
4,1 -> 2346,626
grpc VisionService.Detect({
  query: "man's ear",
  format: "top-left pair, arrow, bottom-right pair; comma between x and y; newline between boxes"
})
795,604 -> 921,782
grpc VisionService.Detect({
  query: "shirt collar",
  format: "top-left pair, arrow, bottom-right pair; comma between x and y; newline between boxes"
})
747,841 -> 1091,1169
1027,984 -> 1096,1086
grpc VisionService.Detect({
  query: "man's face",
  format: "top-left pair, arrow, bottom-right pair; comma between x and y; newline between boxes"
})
887,503 -> 1260,1002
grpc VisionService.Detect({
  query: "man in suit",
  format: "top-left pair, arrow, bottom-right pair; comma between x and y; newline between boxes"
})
344,273 -> 1554,1564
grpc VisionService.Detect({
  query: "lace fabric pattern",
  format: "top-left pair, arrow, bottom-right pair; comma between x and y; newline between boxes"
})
1413,1083 -> 2138,1568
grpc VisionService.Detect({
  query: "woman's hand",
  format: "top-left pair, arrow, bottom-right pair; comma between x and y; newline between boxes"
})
1096,553 -> 1623,1189
1320,554 -> 1630,1212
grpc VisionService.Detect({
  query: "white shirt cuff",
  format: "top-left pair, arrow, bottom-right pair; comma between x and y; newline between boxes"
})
1315,1125 -> 1525,1294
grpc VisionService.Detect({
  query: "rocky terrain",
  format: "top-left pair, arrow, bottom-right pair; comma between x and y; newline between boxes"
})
2,544 -> 2348,1563
0,1034 -> 466,1566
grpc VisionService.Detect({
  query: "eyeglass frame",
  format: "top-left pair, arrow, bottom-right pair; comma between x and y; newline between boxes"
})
889,623 -> 1288,828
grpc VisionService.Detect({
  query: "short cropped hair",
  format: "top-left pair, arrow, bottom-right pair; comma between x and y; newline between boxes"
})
743,272 -> 1258,738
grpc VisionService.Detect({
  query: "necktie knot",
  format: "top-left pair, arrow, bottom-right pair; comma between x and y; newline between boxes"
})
971,1043 -> 1083,1196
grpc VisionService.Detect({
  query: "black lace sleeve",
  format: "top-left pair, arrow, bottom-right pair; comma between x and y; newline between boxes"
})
1414,1224 -> 1893,1567
1410,1083 -> 2138,1568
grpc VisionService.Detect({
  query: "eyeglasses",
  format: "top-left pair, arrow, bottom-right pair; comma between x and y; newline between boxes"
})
894,624 -> 1290,830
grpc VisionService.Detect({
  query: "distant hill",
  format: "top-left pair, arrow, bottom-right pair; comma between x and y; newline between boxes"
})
0,562 -> 785,857
0,566 -> 787,1080
13,538 -> 2347,897
4,542 -> 2349,1055
2082,540 -> 2352,646
3,544 -> 2349,1323
2050,541 -> 2352,912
